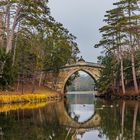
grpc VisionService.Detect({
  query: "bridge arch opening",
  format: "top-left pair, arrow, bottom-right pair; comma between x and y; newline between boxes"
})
64,69 -> 97,93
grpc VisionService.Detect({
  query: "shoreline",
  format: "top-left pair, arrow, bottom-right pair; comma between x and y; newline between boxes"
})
95,93 -> 140,100
0,88 -> 63,104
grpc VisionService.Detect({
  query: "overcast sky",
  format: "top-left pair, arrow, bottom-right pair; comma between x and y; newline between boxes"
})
48,0 -> 115,62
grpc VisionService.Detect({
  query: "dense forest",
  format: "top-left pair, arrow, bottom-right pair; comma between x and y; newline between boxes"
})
0,0 -> 79,90
95,0 -> 140,94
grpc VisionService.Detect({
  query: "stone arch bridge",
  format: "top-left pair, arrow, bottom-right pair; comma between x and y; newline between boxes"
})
45,60 -> 102,93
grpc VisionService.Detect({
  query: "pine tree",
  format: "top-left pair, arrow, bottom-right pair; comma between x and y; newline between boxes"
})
95,6 -> 127,94
95,0 -> 140,94
114,0 -> 140,93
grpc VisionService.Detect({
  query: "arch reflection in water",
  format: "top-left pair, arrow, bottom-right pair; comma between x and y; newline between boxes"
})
65,93 -> 95,123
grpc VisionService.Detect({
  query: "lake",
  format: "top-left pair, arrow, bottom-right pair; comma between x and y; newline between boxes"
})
0,92 -> 139,140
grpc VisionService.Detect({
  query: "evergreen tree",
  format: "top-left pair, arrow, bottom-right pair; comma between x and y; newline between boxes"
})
95,0 -> 140,94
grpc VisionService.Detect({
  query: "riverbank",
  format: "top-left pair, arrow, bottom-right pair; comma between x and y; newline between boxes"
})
95,86 -> 140,100
0,88 -> 62,104
96,93 -> 140,100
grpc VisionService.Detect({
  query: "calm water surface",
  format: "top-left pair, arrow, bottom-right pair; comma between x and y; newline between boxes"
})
0,92 -> 140,140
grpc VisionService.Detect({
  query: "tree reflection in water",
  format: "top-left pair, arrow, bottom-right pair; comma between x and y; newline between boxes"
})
0,100 -> 138,140
95,100 -> 140,140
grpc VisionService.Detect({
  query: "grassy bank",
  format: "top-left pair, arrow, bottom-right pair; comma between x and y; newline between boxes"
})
0,88 -> 62,104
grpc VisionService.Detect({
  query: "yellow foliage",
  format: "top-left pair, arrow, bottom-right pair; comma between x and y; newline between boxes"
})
0,92 -> 60,103
0,101 -> 55,113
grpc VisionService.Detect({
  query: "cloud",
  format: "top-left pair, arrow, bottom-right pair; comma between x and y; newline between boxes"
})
48,0 -> 115,62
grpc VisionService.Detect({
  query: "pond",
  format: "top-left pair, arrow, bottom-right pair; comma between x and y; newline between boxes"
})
0,93 -> 140,140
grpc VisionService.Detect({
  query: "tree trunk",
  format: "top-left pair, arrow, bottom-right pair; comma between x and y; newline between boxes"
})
118,33 -> 126,94
12,40 -> 16,66
120,57 -> 126,94
6,34 -> 13,53
16,74 -> 20,91
12,24 -> 20,66
39,71 -> 43,87
128,1 -> 139,94
6,2 -> 11,53
131,53 -> 139,93
0,14 -> 3,43
6,4 -> 20,53
32,72 -> 36,93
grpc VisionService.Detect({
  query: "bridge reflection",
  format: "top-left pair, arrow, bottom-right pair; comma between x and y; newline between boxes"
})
54,100 -> 101,128
65,93 -> 95,123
